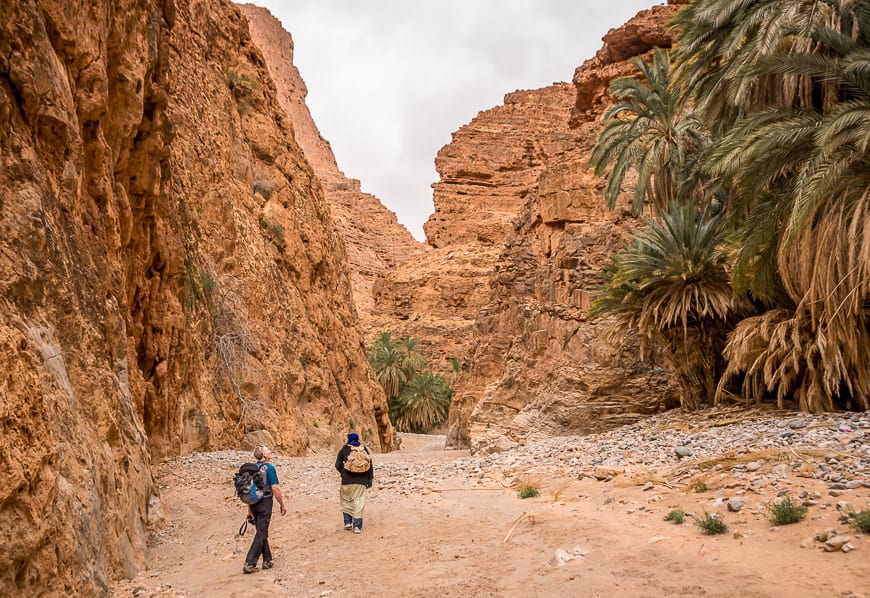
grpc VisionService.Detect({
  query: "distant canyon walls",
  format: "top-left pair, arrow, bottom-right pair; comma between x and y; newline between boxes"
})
370,85 -> 578,372
0,0 -> 392,594
448,4 -> 683,452
239,4 -> 428,342
368,4 -> 682,450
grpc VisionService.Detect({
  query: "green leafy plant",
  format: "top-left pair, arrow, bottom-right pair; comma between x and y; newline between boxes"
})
693,481 -> 708,493
183,261 -> 218,310
368,332 -> 454,432
590,204 -> 737,411
299,354 -> 308,369
516,481 -> 540,499
696,512 -> 727,535
664,509 -> 686,524
448,357 -> 462,373
767,497 -> 807,526
389,372 -> 451,433
841,508 -> 870,533
368,332 -> 407,400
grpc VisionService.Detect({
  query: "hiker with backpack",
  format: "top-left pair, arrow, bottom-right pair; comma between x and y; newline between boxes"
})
334,432 -> 373,534
240,445 -> 285,574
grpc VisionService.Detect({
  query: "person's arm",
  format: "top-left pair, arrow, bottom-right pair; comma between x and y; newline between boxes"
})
334,447 -> 346,473
272,484 -> 286,516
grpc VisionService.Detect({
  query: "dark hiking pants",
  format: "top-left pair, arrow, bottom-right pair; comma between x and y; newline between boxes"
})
245,496 -> 273,566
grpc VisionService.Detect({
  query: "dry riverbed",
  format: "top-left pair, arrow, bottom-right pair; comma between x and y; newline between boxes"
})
112,409 -> 870,597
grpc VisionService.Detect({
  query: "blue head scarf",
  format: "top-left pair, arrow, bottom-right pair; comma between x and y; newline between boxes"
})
347,432 -> 360,446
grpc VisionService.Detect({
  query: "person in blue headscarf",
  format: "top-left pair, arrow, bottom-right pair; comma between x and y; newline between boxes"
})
334,432 -> 373,533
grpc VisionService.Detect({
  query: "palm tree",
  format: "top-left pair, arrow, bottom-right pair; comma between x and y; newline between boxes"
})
671,0 -> 849,135
590,48 -> 708,216
367,332 -> 406,400
672,0 -> 870,411
591,204 -> 743,409
398,336 -> 427,381
390,372 -> 452,433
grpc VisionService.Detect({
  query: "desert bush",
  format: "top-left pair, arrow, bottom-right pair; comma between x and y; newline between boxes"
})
696,512 -> 727,535
767,497 -> 807,526
842,508 -> 870,533
184,261 -> 218,310
664,509 -> 686,524
516,481 -> 540,499
693,481 -> 708,493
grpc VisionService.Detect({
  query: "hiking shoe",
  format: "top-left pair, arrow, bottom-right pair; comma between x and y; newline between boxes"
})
353,527 -> 361,534
343,523 -> 353,530
242,563 -> 258,574
262,560 -> 274,570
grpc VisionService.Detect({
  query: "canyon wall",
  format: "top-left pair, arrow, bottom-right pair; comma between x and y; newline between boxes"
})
238,4 -> 427,340
445,4 -> 683,451
0,0 -> 392,594
372,84 -> 577,370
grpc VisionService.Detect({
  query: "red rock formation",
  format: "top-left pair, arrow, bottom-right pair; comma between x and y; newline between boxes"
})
0,0 -> 392,593
446,4 -> 683,451
238,4 -> 427,336
373,84 -> 577,369
425,85 -> 578,248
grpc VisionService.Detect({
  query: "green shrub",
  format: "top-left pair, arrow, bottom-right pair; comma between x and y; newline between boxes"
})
299,354 -> 308,369
184,261 -> 218,309
664,509 -> 685,524
767,497 -> 808,526
517,484 -> 540,499
842,508 -> 870,533
693,481 -> 708,493
696,512 -> 727,535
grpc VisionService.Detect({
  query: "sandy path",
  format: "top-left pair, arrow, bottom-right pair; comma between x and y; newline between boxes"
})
112,434 -> 869,598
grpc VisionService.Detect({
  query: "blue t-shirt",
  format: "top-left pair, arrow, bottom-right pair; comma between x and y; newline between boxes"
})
258,462 -> 279,497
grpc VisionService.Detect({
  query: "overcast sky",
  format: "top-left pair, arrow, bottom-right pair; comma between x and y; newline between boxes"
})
253,1 -> 657,241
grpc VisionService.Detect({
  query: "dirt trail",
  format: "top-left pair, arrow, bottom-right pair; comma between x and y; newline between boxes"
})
112,434 -> 869,598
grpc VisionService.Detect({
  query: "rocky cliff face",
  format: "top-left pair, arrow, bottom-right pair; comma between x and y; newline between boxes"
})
0,0 -> 392,594
372,85 -> 577,369
446,4 -> 683,451
238,4 -> 427,339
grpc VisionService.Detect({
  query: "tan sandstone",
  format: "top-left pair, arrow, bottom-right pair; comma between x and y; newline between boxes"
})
445,4 -> 684,451
373,84 -> 577,371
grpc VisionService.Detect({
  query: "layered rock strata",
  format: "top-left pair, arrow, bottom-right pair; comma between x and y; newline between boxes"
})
0,0 -> 392,594
446,4 -> 683,451
238,4 -> 427,337
373,84 -> 577,368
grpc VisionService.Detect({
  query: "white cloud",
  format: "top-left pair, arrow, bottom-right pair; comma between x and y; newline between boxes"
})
251,0 -> 656,240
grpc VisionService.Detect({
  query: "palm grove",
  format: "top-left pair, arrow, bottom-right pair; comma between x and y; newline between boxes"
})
590,0 -> 870,414
367,333 -> 453,432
